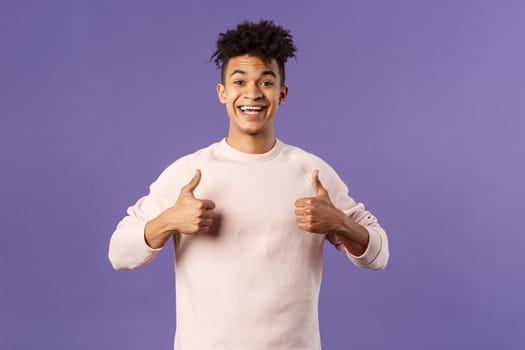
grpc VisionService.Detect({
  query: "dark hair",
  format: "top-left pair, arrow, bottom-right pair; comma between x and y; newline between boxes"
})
210,20 -> 297,85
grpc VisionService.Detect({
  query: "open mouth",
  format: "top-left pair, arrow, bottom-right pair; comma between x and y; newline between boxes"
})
238,105 -> 266,116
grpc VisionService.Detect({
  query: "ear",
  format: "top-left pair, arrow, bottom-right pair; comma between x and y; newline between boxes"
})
279,85 -> 289,105
217,83 -> 226,104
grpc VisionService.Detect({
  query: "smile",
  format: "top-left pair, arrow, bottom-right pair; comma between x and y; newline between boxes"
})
239,105 -> 265,111
238,105 -> 266,115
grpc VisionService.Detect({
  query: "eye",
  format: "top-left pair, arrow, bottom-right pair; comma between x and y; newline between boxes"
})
260,81 -> 274,87
233,80 -> 245,86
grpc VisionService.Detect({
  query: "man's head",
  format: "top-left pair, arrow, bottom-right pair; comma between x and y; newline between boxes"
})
213,21 -> 297,152
210,20 -> 297,86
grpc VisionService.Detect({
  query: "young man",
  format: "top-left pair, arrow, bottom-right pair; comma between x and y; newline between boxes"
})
109,20 -> 389,350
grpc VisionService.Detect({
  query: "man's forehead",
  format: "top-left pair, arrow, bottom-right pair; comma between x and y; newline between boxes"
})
225,55 -> 279,75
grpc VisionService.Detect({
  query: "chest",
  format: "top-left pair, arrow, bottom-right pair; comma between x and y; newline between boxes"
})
194,160 -> 313,230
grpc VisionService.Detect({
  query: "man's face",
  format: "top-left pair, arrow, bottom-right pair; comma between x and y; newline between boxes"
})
217,55 -> 288,140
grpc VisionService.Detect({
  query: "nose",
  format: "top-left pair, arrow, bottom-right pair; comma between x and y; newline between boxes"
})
243,82 -> 263,100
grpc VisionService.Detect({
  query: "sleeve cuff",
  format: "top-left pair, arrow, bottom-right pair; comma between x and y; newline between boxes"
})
131,223 -> 162,262
345,226 -> 381,263
340,225 -> 388,270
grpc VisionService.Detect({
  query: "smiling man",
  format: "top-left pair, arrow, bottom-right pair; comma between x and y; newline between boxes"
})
218,55 -> 285,153
109,20 -> 389,350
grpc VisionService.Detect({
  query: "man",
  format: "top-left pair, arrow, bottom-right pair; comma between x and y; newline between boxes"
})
109,20 -> 389,350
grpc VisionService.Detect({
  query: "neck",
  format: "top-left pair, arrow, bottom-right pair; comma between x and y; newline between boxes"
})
225,133 -> 276,154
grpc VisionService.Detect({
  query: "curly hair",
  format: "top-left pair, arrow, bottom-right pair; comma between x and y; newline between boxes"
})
210,20 -> 297,85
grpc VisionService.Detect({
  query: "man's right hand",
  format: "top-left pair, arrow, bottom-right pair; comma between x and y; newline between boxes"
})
144,169 -> 216,248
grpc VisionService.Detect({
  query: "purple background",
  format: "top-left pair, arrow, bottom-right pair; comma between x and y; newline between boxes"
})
1,1 -> 524,349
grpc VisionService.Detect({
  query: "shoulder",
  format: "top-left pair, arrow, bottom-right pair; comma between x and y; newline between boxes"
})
280,141 -> 339,178
162,141 -> 221,170
280,142 -> 324,165
279,140 -> 350,197
153,141 -> 221,187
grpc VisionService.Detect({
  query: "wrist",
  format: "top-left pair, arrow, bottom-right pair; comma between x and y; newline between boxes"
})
335,215 -> 369,247
332,211 -> 352,237
145,215 -> 176,249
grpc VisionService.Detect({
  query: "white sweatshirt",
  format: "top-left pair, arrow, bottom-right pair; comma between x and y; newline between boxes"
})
109,139 -> 389,350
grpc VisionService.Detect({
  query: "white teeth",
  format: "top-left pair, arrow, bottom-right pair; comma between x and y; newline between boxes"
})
240,106 -> 263,111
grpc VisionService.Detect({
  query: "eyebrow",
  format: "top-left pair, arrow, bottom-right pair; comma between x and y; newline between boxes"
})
230,69 -> 277,78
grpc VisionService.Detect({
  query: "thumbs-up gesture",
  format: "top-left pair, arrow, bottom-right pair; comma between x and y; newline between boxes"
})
145,169 -> 216,248
168,169 -> 216,235
294,170 -> 346,234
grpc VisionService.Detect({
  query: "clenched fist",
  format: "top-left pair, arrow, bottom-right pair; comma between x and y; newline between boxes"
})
169,169 -> 216,235
294,170 -> 347,234
145,169 -> 216,248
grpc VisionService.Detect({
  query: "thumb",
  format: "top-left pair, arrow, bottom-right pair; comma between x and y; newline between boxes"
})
312,169 -> 328,197
181,169 -> 201,196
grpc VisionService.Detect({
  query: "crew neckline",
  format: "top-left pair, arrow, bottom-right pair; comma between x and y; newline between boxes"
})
218,138 -> 283,162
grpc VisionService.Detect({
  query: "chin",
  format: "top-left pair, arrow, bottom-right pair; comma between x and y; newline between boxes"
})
239,128 -> 263,136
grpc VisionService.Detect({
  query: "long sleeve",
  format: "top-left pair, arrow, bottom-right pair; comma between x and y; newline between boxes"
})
108,157 -> 194,270
300,152 -> 390,271
108,195 -> 163,270
108,139 -> 389,349
326,202 -> 389,271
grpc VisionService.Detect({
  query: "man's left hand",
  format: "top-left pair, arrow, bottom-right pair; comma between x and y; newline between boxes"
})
294,170 -> 346,234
